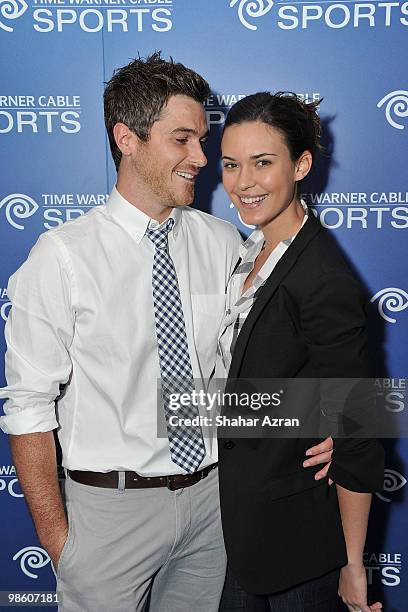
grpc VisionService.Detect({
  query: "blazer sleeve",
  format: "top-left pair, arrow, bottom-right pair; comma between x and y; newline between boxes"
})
299,270 -> 384,493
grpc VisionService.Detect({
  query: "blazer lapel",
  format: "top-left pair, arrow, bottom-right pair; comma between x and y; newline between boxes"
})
228,213 -> 322,380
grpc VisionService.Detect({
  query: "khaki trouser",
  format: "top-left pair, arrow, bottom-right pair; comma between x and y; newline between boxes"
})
56,467 -> 226,612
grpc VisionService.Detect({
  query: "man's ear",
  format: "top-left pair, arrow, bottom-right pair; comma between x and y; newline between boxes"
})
295,150 -> 313,182
113,122 -> 139,158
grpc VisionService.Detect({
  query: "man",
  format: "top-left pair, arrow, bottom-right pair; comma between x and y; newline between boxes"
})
0,53 -> 332,611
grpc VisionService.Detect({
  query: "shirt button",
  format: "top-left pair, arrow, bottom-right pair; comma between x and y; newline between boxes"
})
223,440 -> 235,450
226,309 -> 231,315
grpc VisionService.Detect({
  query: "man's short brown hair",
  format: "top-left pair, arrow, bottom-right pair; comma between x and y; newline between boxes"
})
104,51 -> 210,170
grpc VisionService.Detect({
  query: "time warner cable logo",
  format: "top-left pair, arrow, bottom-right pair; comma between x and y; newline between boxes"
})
376,468 -> 407,503
0,0 -> 173,33
377,90 -> 408,130
0,0 -> 28,31
229,0 -> 408,30
1,192 -> 109,230
230,0 -> 274,30
371,287 -> 408,323
13,546 -> 53,578
0,194 -> 39,230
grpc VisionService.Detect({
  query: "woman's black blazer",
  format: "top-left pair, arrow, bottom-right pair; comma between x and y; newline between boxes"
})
218,211 -> 384,595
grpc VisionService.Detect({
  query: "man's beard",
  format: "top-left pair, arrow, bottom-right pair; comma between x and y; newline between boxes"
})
134,155 -> 194,207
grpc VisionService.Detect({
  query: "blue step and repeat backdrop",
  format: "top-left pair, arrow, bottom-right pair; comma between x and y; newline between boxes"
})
0,0 -> 407,609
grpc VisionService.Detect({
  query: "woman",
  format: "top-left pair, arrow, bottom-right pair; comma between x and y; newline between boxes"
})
216,92 -> 384,612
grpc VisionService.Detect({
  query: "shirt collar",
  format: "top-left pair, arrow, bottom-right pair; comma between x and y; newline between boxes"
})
239,199 -> 309,258
107,186 -> 182,244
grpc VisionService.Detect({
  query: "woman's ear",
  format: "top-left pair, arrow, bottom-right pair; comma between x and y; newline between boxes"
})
295,150 -> 313,181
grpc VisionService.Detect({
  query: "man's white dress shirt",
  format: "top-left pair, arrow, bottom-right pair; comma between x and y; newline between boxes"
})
0,188 -> 241,475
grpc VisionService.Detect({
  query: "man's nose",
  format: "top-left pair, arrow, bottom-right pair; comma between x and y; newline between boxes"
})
190,142 -> 207,168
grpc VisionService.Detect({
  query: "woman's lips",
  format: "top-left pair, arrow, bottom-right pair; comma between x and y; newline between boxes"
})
238,194 -> 268,208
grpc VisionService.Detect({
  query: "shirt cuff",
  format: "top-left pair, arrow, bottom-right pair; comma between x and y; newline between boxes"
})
0,403 -> 59,435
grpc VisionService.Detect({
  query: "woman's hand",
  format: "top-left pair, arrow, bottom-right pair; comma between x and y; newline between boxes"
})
338,563 -> 382,612
303,436 -> 334,484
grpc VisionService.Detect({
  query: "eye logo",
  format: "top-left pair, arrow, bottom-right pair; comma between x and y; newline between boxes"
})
0,0 -> 28,32
0,301 -> 11,322
371,287 -> 408,324
230,0 -> 274,30
0,193 -> 39,229
12,546 -> 52,578
377,90 -> 408,130
376,469 -> 407,503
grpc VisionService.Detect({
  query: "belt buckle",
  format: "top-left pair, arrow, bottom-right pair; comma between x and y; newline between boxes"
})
166,475 -> 179,491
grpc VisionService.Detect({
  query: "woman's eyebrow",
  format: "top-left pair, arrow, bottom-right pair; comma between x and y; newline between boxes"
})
221,152 -> 278,160
250,152 -> 277,159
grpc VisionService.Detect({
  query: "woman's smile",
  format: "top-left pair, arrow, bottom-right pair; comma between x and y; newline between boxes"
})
238,194 -> 269,207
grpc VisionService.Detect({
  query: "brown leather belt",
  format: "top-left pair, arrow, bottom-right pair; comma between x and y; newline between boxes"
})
68,463 -> 217,491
